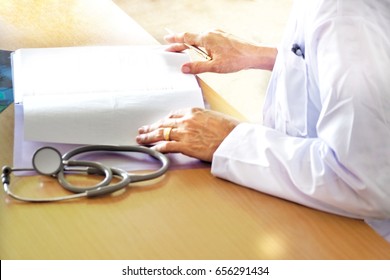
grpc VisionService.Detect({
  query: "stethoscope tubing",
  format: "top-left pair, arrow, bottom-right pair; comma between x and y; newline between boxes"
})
62,145 -> 170,182
2,145 -> 170,202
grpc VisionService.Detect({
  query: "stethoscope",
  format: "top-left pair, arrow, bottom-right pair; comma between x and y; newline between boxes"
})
1,145 -> 169,202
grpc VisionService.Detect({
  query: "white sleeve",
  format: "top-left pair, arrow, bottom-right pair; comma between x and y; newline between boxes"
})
212,120 -> 389,219
211,9 -> 390,220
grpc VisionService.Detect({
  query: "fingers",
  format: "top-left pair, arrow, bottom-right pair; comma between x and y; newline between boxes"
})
164,31 -> 220,74
181,61 -> 215,74
164,32 -> 197,54
164,31 -> 207,57
151,139 -> 184,154
136,127 -> 179,145
164,31 -> 200,46
164,43 -> 187,53
136,108 -> 201,144
138,118 -> 177,134
136,109 -> 187,144
165,30 -> 236,74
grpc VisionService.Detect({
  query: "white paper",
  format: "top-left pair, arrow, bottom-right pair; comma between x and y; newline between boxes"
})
12,46 -> 204,145
13,104 -> 209,173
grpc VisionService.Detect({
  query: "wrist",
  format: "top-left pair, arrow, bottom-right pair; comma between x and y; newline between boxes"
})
242,44 -> 277,71
248,46 -> 278,71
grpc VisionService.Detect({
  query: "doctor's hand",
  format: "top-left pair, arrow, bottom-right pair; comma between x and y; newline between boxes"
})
136,108 -> 240,162
164,29 -> 277,74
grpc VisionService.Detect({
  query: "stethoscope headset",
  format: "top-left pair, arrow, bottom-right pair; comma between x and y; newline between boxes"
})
1,145 -> 169,202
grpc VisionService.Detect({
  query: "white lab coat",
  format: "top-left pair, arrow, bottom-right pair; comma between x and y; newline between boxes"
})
212,0 -> 390,241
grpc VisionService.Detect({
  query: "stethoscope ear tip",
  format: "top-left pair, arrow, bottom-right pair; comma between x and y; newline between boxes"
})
1,166 -> 12,185
2,166 -> 12,175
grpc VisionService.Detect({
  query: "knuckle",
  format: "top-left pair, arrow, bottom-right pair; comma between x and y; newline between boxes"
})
190,108 -> 205,119
158,128 -> 165,138
208,63 -> 218,72
190,107 -> 203,114
203,29 -> 216,37
182,32 -> 194,44
203,29 -> 223,38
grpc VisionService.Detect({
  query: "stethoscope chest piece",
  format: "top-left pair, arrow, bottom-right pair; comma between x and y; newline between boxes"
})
32,147 -> 63,176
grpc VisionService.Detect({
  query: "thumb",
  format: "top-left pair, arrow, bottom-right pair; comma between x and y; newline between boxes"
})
181,61 -> 213,74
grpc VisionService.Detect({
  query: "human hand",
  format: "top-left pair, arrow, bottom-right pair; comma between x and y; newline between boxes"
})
164,29 -> 277,74
136,108 -> 240,162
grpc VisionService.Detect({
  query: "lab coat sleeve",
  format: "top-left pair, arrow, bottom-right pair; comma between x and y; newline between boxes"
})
211,14 -> 390,220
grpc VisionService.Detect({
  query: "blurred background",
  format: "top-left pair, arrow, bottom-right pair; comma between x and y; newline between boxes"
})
113,0 -> 292,44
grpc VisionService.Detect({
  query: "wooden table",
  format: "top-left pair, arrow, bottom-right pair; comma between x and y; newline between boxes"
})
1,0 -> 390,260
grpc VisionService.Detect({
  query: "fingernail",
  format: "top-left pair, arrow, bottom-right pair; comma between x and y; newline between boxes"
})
164,34 -> 174,41
136,135 -> 146,143
182,65 -> 191,73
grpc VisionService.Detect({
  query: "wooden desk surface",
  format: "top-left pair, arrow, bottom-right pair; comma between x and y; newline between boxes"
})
1,0 -> 390,260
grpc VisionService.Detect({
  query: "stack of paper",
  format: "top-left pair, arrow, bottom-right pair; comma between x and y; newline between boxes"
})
13,45 -> 204,145
12,46 -> 206,170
